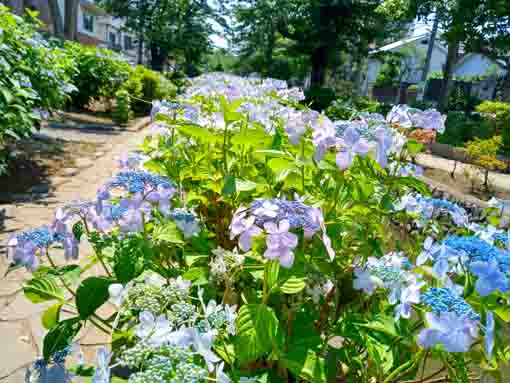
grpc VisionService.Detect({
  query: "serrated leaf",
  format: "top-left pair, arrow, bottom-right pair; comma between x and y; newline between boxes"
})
153,221 -> 184,244
42,303 -> 62,330
75,277 -> 113,320
23,277 -> 65,303
265,260 -> 280,292
235,304 -> 279,365
43,317 -> 82,361
280,276 -> 307,294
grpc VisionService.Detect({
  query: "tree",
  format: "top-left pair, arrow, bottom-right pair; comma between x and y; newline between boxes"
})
100,0 -> 214,72
47,0 -> 64,38
378,0 -> 510,110
64,0 -> 79,40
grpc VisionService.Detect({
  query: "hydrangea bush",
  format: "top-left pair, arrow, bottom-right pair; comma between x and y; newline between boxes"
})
9,73 -> 510,383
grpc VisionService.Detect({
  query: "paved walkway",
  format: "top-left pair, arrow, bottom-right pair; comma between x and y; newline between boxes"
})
0,118 -> 149,382
415,153 -> 510,192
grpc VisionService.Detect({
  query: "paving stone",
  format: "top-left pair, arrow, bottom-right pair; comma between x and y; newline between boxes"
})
61,167 -> 79,177
0,321 -> 37,379
74,158 -> 94,169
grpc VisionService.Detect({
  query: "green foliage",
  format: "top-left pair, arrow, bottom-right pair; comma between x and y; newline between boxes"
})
75,277 -> 113,319
23,276 -> 65,303
123,66 -> 177,114
305,87 -> 337,111
465,135 -> 507,189
113,89 -> 132,124
235,304 -> 280,365
476,101 -> 510,154
437,112 -> 495,147
64,41 -> 132,108
326,97 -> 391,120
374,54 -> 401,88
43,317 -> 82,361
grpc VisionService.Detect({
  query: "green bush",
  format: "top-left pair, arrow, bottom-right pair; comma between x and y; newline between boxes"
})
113,89 -> 132,124
476,101 -> 510,154
325,97 -> 391,120
64,41 -> 132,108
124,66 -> 177,114
0,5 -> 76,173
437,112 -> 495,147
304,86 -> 337,111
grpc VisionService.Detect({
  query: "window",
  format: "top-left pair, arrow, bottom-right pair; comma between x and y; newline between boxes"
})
421,39 -> 429,45
109,32 -> 117,45
124,35 -> 133,50
83,12 -> 94,33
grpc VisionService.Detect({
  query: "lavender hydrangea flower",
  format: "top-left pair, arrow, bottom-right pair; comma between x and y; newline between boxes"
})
375,126 -> 393,168
336,127 -> 370,170
264,220 -> 298,268
7,226 -> 56,271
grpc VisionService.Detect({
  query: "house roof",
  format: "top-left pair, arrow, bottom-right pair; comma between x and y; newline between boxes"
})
370,32 -> 448,56
455,53 -> 507,71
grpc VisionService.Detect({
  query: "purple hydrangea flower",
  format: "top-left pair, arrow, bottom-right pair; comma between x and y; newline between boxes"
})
336,127 -> 370,170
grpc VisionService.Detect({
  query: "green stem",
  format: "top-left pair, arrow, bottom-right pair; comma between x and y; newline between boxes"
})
383,350 -> 425,383
223,123 -> 229,173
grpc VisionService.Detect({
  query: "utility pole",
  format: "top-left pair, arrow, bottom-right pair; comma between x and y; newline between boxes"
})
417,12 -> 439,101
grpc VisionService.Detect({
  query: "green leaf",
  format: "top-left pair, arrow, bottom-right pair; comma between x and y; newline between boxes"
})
397,176 -> 430,196
43,317 -> 82,361
235,304 -> 279,365
405,140 -> 424,154
222,174 -> 236,196
153,221 -> 184,244
494,305 -> 510,322
182,267 -> 208,285
235,179 -> 258,192
282,349 -> 326,383
265,260 -> 280,292
280,276 -> 307,294
41,303 -> 62,330
75,277 -> 113,320
0,87 -> 13,104
23,277 -> 65,303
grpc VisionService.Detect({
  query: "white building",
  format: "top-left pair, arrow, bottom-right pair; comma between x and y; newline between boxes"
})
361,31 -> 507,96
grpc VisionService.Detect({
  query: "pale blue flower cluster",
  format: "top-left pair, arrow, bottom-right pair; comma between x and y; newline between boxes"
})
394,193 -> 469,227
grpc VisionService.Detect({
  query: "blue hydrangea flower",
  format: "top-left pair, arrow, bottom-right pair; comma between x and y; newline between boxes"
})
106,171 -> 173,194
418,311 -> 479,352
421,287 -> 480,321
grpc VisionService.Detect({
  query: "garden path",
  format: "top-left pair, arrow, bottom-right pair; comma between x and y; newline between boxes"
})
415,153 -> 510,193
0,117 -> 150,382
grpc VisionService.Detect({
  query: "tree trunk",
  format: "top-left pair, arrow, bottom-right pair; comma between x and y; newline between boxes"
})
137,36 -> 144,65
352,53 -> 365,98
263,25 -> 275,75
418,11 -> 439,101
150,42 -> 166,72
47,0 -> 64,38
439,39 -> 459,112
310,46 -> 328,88
64,0 -> 79,41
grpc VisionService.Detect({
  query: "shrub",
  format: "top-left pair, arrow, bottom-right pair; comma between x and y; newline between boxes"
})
326,97 -> 391,120
0,6 -> 75,173
113,89 -> 132,124
304,86 -> 337,111
64,41 -> 132,109
476,101 -> 510,154
437,112 -> 495,147
124,66 -> 177,114
465,136 -> 507,190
